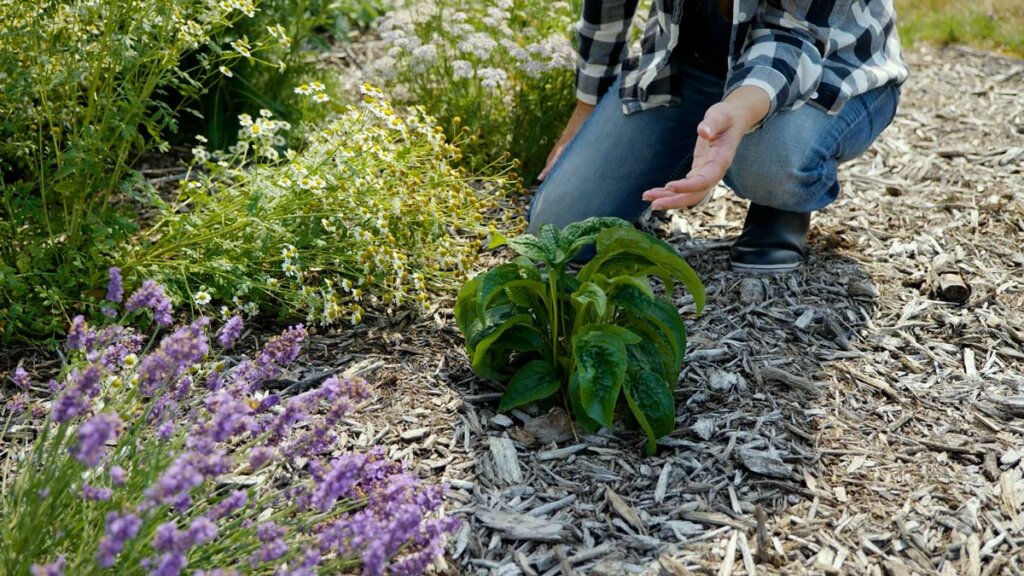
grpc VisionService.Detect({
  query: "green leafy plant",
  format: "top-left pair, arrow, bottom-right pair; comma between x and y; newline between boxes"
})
454,218 -> 705,454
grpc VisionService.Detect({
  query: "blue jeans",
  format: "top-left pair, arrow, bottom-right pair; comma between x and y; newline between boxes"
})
528,66 -> 900,233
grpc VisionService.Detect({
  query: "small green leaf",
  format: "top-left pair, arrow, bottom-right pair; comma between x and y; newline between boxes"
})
623,369 -> 676,455
573,327 -> 629,428
507,233 -> 564,265
487,230 -> 508,249
561,217 -> 633,258
498,359 -> 562,412
572,282 -> 607,321
477,262 -> 541,317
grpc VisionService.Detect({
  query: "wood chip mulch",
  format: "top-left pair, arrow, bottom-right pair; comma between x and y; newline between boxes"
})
318,45 -> 1024,575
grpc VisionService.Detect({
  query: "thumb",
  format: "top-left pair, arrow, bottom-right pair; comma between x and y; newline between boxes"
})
698,105 -> 733,140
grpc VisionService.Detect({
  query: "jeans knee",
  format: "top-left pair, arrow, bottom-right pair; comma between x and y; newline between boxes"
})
726,130 -> 835,212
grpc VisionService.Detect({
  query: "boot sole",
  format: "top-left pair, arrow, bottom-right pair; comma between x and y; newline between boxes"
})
729,260 -> 803,273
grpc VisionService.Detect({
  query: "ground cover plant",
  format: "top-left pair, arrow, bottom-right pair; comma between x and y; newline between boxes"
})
371,0 -> 580,181
0,0 -> 298,340
0,272 -> 456,575
454,218 -> 706,454
126,85 -> 522,328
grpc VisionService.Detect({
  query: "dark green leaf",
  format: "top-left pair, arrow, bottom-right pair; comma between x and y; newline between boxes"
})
580,227 -> 705,313
507,230 -> 565,265
571,282 -> 607,322
477,262 -> 545,317
472,314 -> 546,381
498,359 -> 562,412
623,368 -> 676,455
561,217 -> 633,258
454,273 -> 484,337
607,283 -> 687,367
568,371 -> 601,432
573,327 -> 628,428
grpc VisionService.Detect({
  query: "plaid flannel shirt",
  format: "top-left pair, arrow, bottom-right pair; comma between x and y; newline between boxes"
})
576,0 -> 909,122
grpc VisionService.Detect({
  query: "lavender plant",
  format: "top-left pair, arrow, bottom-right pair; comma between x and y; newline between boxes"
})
0,273 -> 457,575
371,0 -> 581,181
127,85 -> 523,328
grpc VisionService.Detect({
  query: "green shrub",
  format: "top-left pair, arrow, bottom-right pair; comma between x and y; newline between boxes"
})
0,0 -> 286,340
454,218 -> 705,454
0,278 -> 456,575
371,0 -> 580,181
125,85 -> 523,327
181,0 -> 391,150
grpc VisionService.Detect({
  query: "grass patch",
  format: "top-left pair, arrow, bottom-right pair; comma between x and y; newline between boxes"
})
896,0 -> 1024,57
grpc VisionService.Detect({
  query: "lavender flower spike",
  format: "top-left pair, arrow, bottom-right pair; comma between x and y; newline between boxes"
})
218,315 -> 244,350
73,412 -> 123,467
97,512 -> 141,568
30,555 -> 65,576
125,279 -> 174,326
51,364 -> 105,423
107,267 -> 124,303
11,365 -> 30,390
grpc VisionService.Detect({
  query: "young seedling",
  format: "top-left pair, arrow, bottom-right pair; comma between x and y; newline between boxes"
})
455,217 -> 705,454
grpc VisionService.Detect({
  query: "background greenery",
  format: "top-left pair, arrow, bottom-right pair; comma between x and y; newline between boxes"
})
896,0 -> 1024,56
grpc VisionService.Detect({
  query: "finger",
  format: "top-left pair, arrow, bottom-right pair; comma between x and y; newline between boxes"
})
538,145 -> 564,181
642,187 -> 710,209
662,172 -> 718,194
649,189 -> 711,211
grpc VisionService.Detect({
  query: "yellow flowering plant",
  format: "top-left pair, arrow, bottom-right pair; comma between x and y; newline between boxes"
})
128,85 -> 524,326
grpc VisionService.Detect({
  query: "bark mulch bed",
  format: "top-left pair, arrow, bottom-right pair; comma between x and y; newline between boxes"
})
297,45 -> 1024,575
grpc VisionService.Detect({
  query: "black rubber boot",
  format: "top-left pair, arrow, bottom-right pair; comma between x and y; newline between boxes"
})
729,203 -> 810,273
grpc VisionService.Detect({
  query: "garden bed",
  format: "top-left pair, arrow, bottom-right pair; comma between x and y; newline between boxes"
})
236,45 -> 1024,574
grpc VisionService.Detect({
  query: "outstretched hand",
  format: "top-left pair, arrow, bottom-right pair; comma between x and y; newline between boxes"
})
643,85 -> 771,211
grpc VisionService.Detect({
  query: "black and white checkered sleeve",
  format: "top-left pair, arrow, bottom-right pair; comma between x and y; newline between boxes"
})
575,0 -> 640,105
725,4 -> 830,123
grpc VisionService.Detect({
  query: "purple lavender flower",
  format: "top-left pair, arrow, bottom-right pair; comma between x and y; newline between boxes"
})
153,522 -> 181,553
97,512 -> 141,568
107,267 -> 124,303
73,412 -> 122,467
152,552 -> 187,576
185,517 -> 218,548
209,490 -> 248,520
248,446 -> 275,470
51,364 -> 105,423
156,421 -> 175,440
254,324 -> 307,381
110,465 -> 127,487
249,522 -> 288,566
66,315 -> 91,351
99,331 -> 143,371
311,453 -> 368,512
12,365 -> 30,390
137,319 -> 209,395
81,484 -> 113,501
30,555 -> 65,576
206,370 -> 223,391
9,392 -> 28,415
145,455 -> 204,510
218,315 -> 244,350
125,279 -> 174,326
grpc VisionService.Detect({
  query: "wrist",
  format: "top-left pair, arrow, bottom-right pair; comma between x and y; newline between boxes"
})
723,85 -> 771,131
